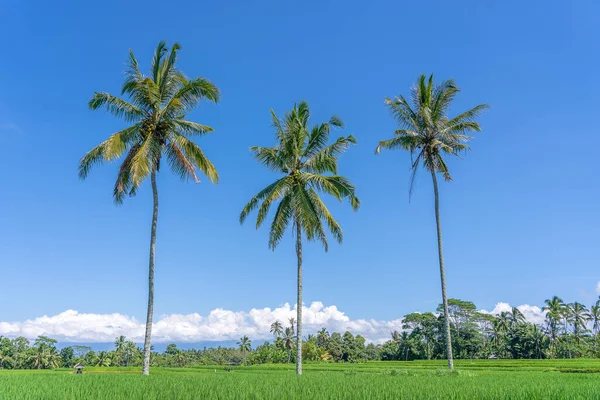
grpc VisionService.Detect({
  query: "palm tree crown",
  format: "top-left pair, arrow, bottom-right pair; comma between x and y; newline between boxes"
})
237,336 -> 252,353
270,321 -> 283,338
376,74 -> 489,195
79,41 -> 220,201
240,101 -> 359,250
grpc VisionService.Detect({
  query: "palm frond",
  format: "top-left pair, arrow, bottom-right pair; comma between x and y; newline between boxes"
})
130,132 -> 161,187
78,124 -> 141,179
173,119 -> 215,136
240,176 -> 290,225
302,173 -> 360,210
165,142 -> 199,183
89,93 -> 144,122
113,143 -> 141,204
166,77 -> 220,115
268,194 -> 293,250
151,41 -> 168,85
251,146 -> 285,173
303,135 -> 356,174
172,134 -> 218,183
446,104 -> 490,126
307,187 -> 343,244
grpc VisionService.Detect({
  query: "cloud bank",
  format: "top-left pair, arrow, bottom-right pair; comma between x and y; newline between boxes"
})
0,302 -> 403,344
0,301 -> 546,344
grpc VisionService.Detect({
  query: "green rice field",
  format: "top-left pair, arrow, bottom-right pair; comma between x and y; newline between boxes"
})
2,360 -> 600,399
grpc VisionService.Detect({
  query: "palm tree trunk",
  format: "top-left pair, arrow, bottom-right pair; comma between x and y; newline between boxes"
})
295,219 -> 303,375
142,171 -> 158,375
430,169 -> 454,370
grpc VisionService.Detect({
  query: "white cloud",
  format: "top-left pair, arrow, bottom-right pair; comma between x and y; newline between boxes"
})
596,281 -> 600,295
0,301 -> 551,344
480,302 -> 546,325
0,302 -> 403,344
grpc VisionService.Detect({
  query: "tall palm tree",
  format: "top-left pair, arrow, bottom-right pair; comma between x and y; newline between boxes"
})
79,41 -> 219,375
376,74 -> 488,369
270,321 -> 283,338
240,102 -> 359,375
569,302 -> 591,341
237,336 -> 252,353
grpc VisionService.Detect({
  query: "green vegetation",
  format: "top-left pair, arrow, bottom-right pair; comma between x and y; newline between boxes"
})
3,296 -> 600,372
1,361 -> 600,400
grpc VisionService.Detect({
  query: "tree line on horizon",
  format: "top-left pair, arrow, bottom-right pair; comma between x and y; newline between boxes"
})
2,295 -> 600,370
78,41 -> 489,374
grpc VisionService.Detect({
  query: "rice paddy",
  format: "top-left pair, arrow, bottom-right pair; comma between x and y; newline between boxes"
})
2,360 -> 600,399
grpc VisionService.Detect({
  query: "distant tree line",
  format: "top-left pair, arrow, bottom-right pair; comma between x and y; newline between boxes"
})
2,296 -> 600,369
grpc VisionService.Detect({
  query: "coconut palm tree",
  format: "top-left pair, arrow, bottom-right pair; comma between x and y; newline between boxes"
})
317,328 -> 329,347
95,351 -> 111,367
569,302 -> 591,341
376,74 -> 488,369
288,318 -> 296,335
240,101 -> 359,375
79,41 -> 219,375
282,327 -> 296,364
270,321 -> 283,338
508,307 -> 526,326
237,336 -> 252,353
543,296 -> 564,344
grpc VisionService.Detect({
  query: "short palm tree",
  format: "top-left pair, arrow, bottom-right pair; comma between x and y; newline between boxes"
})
79,41 -> 220,375
237,336 -> 252,353
270,321 -> 283,338
240,102 -> 359,375
376,74 -> 488,369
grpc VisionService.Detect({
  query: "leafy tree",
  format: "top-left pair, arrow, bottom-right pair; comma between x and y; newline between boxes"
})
165,344 -> 179,355
240,101 -> 359,374
60,347 -> 74,367
79,41 -> 219,375
376,74 -> 488,369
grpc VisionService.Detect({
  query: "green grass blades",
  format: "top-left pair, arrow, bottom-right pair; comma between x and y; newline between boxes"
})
2,360 -> 600,399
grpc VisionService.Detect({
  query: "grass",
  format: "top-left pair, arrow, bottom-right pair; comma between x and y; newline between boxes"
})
2,360 -> 600,399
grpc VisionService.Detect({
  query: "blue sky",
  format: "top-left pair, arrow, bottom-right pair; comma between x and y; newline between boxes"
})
0,0 -> 599,341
